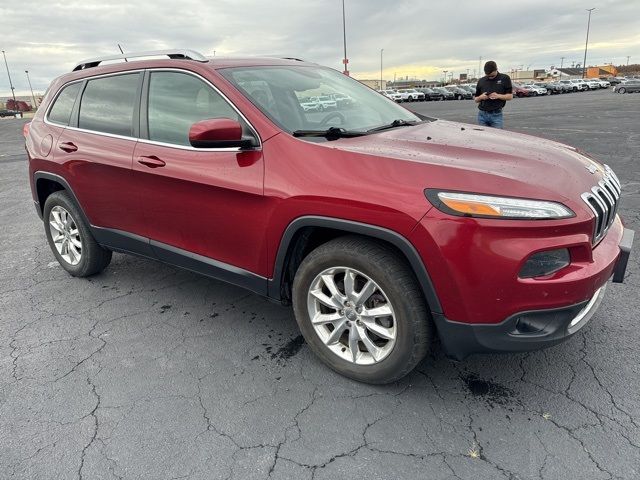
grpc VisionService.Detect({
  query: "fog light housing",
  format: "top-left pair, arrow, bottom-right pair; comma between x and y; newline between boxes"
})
519,248 -> 570,278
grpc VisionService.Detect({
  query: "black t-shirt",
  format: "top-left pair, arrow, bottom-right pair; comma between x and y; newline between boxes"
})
476,73 -> 513,111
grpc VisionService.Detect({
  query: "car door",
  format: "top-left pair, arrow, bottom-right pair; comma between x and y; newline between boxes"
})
54,72 -> 146,237
132,69 -> 267,278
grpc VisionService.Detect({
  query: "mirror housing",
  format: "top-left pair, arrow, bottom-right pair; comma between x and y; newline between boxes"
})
189,118 -> 255,149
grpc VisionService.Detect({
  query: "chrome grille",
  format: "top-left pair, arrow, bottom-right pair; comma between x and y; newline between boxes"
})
581,164 -> 621,245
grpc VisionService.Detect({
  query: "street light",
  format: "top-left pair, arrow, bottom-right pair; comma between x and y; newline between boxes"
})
443,70 -> 448,84
582,8 -> 595,79
2,50 -> 17,112
380,49 -> 384,90
25,70 -> 37,110
341,0 -> 349,75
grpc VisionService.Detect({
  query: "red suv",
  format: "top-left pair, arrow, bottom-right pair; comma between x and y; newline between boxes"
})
25,50 -> 633,384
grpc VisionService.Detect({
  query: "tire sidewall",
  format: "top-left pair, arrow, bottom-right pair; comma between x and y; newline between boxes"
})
43,192 -> 93,276
292,245 -> 425,383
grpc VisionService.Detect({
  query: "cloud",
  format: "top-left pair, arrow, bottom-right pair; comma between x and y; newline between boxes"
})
1,0 -> 638,95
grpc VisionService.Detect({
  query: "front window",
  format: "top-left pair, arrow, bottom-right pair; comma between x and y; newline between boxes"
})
220,66 -> 420,134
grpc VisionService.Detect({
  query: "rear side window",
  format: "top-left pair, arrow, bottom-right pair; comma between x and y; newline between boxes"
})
147,71 -> 240,146
79,73 -> 140,136
48,82 -> 82,125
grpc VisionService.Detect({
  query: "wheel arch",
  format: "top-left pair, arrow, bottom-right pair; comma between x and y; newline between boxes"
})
268,216 -> 443,314
33,172 -> 87,223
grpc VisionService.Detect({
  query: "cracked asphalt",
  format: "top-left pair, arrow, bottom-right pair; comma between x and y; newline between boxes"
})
1,88 -> 639,479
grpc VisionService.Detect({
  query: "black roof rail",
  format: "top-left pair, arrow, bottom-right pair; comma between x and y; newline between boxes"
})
72,49 -> 208,71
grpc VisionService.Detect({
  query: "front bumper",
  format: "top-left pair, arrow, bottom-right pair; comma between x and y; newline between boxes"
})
434,285 -> 607,360
430,227 -> 634,360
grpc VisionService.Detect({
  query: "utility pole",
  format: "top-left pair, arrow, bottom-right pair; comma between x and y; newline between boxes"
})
380,49 -> 384,90
25,70 -> 37,109
443,70 -> 448,84
478,56 -> 482,77
627,56 -> 631,66
2,50 -> 17,113
341,0 -> 349,75
582,8 -> 595,79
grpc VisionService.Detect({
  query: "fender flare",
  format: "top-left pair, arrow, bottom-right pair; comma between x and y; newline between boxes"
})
268,216 -> 443,314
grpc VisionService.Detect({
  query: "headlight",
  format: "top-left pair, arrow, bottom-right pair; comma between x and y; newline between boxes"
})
425,190 -> 575,219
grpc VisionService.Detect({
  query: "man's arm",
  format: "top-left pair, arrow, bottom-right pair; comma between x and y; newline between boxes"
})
490,75 -> 513,101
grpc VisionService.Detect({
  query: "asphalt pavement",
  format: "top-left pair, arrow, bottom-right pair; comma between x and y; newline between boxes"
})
1,88 -> 639,479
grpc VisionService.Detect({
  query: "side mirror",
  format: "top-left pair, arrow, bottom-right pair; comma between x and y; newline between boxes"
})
189,118 -> 256,149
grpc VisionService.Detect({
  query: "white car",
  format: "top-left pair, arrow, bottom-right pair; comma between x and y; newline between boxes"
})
310,95 -> 337,111
397,89 -> 425,101
585,80 -> 600,90
595,79 -> 610,88
523,84 -> 548,96
569,79 -> 589,91
380,89 -> 403,102
300,97 -> 320,112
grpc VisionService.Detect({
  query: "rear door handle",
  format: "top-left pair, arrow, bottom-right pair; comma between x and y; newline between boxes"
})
59,142 -> 78,153
137,155 -> 166,168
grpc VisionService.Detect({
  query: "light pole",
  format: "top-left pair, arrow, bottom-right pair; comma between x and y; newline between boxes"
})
2,50 -> 17,112
25,70 -> 37,110
443,70 -> 448,84
380,49 -> 384,90
627,56 -> 631,66
582,8 -> 595,79
341,0 -> 349,75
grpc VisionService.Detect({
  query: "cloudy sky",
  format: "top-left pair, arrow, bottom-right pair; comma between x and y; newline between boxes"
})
1,0 -> 639,96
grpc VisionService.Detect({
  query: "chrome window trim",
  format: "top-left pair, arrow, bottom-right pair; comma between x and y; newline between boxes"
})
44,67 -> 262,153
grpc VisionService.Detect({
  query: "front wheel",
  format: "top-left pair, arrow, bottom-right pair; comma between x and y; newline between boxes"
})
292,236 -> 432,384
618,87 -> 626,94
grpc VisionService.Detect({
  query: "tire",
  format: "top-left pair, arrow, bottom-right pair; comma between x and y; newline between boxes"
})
618,87 -> 626,94
43,191 -> 112,277
292,236 -> 432,384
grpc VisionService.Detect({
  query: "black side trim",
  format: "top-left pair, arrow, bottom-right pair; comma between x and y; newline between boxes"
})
268,216 -> 443,313
90,226 -> 268,296
150,239 -> 267,296
91,226 -> 156,259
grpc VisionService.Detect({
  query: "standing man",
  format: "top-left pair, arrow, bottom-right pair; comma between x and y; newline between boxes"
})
475,61 -> 513,128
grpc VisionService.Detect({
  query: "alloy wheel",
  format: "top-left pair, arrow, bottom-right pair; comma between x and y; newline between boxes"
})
49,206 -> 82,265
307,266 -> 397,365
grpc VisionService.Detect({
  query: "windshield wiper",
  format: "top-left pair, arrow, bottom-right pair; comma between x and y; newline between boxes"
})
367,119 -> 419,133
292,127 -> 367,140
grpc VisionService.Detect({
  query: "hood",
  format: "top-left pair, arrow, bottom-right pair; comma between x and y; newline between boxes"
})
335,119 -> 605,205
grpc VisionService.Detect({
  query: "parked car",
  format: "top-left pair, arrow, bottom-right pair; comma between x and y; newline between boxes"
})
444,86 -> 472,100
569,79 -> 589,91
310,95 -> 337,111
595,79 -> 610,88
543,82 -> 564,94
300,97 -> 320,112
614,81 -> 640,93
458,85 -> 477,96
432,87 -> 455,100
380,89 -> 403,102
584,80 -> 600,90
416,88 -> 444,101
330,92 -> 355,108
398,89 -> 425,102
522,84 -> 548,96
560,80 -> 578,92
606,77 -> 623,85
512,83 -> 531,97
0,109 -> 21,118
25,50 -> 634,384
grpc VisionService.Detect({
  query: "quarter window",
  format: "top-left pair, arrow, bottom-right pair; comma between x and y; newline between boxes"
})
78,73 -> 140,136
48,82 -> 82,126
147,71 -> 240,146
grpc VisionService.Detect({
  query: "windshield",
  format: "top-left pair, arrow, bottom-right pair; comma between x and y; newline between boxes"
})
220,65 -> 420,133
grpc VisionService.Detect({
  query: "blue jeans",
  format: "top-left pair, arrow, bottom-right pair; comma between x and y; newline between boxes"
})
478,109 -> 504,129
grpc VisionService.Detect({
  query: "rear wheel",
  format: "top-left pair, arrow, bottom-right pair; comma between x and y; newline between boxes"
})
292,236 -> 432,384
44,191 -> 112,277
618,87 -> 626,94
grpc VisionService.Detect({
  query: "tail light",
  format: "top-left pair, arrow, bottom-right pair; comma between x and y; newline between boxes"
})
23,122 -> 31,138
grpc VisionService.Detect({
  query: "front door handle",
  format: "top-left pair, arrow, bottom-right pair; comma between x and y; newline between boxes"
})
137,155 -> 166,168
59,142 -> 78,153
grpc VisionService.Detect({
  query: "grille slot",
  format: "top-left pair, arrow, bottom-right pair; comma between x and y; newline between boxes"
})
581,164 -> 621,245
